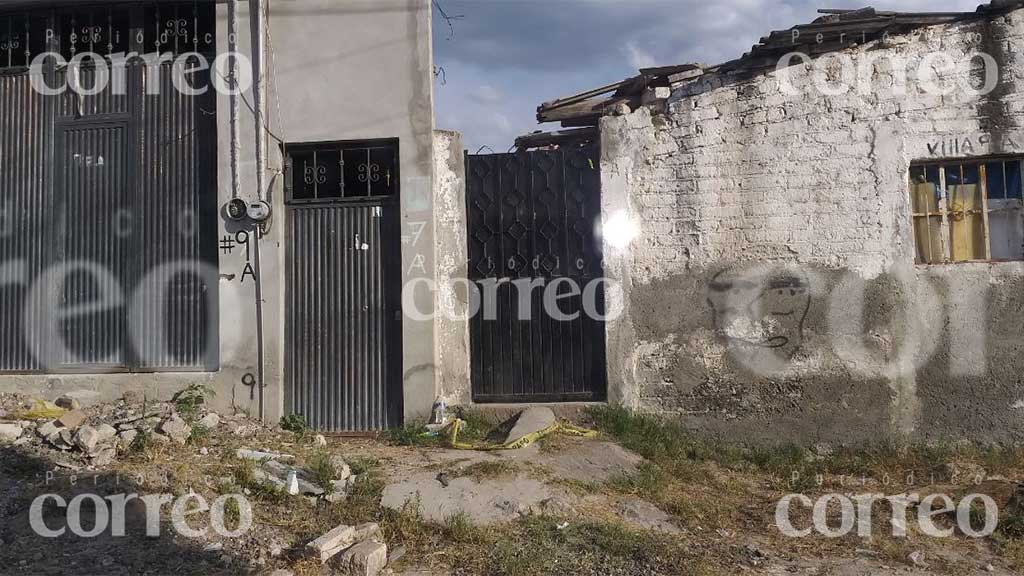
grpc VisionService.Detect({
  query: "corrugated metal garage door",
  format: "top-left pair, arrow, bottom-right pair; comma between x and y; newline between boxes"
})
0,60 -> 218,373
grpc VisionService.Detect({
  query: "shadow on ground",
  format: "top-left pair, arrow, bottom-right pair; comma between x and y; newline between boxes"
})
0,445 -> 243,576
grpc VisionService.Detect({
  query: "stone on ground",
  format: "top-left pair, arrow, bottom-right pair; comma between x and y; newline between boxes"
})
54,396 -> 81,410
74,425 -> 101,453
36,420 -> 59,438
95,423 -> 117,442
91,447 -> 116,466
118,429 -> 138,446
353,522 -> 380,541
504,439 -> 643,483
504,407 -> 555,446
0,423 -> 23,442
338,540 -> 387,576
57,410 -> 87,430
198,413 -> 220,429
306,523 -> 355,563
159,417 -> 191,444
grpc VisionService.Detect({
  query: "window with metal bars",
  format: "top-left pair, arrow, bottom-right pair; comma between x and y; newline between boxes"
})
909,159 -> 1024,263
286,140 -> 400,203
0,2 -> 215,72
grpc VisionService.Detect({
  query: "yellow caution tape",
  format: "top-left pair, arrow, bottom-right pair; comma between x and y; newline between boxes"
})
439,418 -> 598,451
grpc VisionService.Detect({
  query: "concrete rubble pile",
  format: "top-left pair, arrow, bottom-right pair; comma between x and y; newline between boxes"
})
236,447 -> 357,503
0,391 -> 260,468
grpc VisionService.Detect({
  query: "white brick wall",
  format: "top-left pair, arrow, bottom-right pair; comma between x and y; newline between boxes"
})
601,10 -> 1024,440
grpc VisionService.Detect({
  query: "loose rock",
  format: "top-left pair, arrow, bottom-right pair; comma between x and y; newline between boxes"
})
58,410 -> 87,430
36,420 -> 59,438
339,540 -> 387,576
74,425 -> 101,454
91,447 -> 116,467
306,523 -> 355,563
504,407 -> 556,446
159,417 -> 191,445
0,422 -> 23,442
54,396 -> 81,411
118,429 -> 138,447
198,413 -> 220,429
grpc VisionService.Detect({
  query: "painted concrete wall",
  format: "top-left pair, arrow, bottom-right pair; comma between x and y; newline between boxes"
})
602,10 -> 1024,445
432,130 -> 472,407
218,0 -> 437,423
4,0 -> 437,425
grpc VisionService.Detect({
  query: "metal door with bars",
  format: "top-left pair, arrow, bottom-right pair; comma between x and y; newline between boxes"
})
285,140 -> 403,431
466,146 -> 607,403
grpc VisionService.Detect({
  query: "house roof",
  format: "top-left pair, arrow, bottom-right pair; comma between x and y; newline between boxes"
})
529,1 -> 1024,139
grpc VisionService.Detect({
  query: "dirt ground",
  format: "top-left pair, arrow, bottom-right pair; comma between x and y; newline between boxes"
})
1,392 -> 1023,576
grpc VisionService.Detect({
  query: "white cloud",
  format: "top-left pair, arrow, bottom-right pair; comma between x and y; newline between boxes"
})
624,41 -> 656,70
472,84 -> 502,104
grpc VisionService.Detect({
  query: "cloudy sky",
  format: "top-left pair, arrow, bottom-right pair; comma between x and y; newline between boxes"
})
432,0 -> 982,152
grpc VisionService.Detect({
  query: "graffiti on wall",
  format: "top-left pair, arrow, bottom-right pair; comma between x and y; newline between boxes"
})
707,266 -> 811,362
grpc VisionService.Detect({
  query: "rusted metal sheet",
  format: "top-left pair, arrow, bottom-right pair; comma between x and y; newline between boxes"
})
286,202 -> 403,431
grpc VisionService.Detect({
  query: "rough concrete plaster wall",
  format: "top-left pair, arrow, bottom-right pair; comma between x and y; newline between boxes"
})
604,11 -> 1024,444
433,130 -> 472,406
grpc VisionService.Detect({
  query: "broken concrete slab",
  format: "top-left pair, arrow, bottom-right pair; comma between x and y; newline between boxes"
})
504,407 -> 555,446
74,425 -> 101,453
381,472 -> 562,525
502,439 -> 644,483
95,423 -> 117,442
306,523 -> 355,563
36,420 -> 59,438
338,540 -> 387,576
353,522 -> 380,541
0,423 -> 22,442
57,410 -> 87,430
236,448 -> 294,462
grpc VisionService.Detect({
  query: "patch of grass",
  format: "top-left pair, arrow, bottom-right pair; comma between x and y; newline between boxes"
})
127,429 -> 152,456
279,413 -> 308,435
487,516 -> 712,576
388,422 -> 440,447
443,512 -> 488,544
172,383 -> 214,423
188,424 -> 210,445
334,460 -> 385,526
453,408 -> 493,443
452,460 -> 517,480
307,451 -> 337,494
1005,539 -> 1024,572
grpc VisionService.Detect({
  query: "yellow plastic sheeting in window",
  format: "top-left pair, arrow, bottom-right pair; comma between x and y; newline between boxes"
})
947,184 -> 986,261
911,183 -> 943,263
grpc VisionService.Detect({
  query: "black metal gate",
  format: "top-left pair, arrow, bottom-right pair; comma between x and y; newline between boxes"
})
466,146 -> 607,402
285,140 -> 404,431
